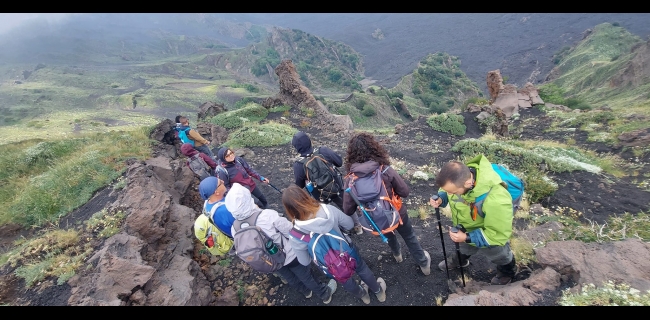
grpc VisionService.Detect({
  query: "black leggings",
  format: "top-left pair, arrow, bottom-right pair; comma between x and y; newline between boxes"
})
251,186 -> 268,209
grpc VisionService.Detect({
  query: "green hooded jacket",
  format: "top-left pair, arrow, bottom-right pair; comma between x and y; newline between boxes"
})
438,154 -> 513,247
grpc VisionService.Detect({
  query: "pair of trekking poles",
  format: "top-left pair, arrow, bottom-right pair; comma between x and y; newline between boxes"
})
432,194 -> 466,290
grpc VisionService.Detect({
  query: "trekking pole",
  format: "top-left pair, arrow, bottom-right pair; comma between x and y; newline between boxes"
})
345,188 -> 388,243
431,195 -> 454,291
267,182 -> 283,194
450,224 -> 467,288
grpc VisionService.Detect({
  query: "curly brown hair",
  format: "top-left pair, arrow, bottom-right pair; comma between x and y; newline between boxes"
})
344,132 -> 390,171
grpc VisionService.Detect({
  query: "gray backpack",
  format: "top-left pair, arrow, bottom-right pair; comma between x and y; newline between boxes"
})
233,210 -> 286,273
188,154 -> 212,181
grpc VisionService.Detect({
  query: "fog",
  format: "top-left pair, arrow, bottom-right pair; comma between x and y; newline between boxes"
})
0,13 -> 77,34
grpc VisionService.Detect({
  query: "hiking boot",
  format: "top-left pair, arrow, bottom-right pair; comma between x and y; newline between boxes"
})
491,256 -> 517,285
490,272 -> 513,285
438,254 -> 470,272
323,279 -> 337,304
393,249 -> 403,263
304,291 -> 312,298
354,225 -> 363,235
359,283 -> 371,304
420,250 -> 431,276
374,277 -> 387,302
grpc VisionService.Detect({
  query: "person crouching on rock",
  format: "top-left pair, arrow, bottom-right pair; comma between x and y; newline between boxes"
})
227,183 -> 337,303
216,147 -> 270,209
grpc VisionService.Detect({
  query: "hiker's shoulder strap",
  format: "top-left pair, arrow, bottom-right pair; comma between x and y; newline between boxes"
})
290,225 -> 312,243
204,200 -> 225,225
381,165 -> 390,174
233,210 -> 263,231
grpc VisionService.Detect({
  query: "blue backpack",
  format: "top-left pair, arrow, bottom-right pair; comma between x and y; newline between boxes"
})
457,163 -> 525,219
176,127 -> 194,146
289,204 -> 359,283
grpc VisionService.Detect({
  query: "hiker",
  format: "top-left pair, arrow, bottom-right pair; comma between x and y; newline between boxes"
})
199,176 -> 235,239
342,132 -> 432,275
227,183 -> 338,304
216,147 -> 270,209
175,115 -> 214,158
181,143 -> 216,180
193,176 -> 235,257
430,155 -> 518,285
291,131 -> 363,235
282,184 -> 387,305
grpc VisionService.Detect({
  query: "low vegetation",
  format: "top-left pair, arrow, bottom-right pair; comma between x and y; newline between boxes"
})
0,208 -> 126,287
426,113 -> 466,136
222,122 -> 297,149
0,127 -> 153,227
208,103 -> 269,129
559,281 -> 650,306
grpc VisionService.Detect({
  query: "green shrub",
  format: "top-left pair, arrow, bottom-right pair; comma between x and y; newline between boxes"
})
209,104 -> 269,129
564,97 -> 592,110
426,113 -> 466,136
223,122 -> 297,148
428,103 -> 448,115
361,105 -> 376,117
538,83 -> 566,105
232,97 -> 258,110
354,98 -> 367,110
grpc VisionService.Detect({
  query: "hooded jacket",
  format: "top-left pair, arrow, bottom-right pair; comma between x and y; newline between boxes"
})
216,148 -> 263,192
226,183 -> 296,266
181,143 -> 217,170
342,160 -> 410,220
436,154 -> 514,248
289,203 -> 354,266
291,131 -> 343,189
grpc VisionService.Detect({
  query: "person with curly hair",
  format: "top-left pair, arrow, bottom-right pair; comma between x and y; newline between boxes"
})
341,132 -> 432,275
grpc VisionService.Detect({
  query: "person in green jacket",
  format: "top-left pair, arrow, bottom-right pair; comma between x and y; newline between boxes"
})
429,154 -> 517,285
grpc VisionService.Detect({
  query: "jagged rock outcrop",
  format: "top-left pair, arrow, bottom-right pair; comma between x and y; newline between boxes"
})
536,238 -> 650,292
197,101 -> 227,121
394,98 -> 413,120
491,84 -> 520,118
67,157 -> 213,306
618,128 -> 650,147
486,70 -> 504,104
269,59 -> 353,137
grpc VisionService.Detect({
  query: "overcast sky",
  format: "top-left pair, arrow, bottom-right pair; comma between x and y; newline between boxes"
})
0,13 -> 76,34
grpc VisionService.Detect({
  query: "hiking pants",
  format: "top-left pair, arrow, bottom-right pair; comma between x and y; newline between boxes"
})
251,186 -> 268,209
277,258 -> 331,300
385,214 -> 428,268
457,241 -> 514,273
329,194 -> 362,228
194,144 -> 215,159
341,246 -> 381,299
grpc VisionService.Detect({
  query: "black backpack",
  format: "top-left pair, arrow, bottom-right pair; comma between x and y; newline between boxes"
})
297,147 -> 343,202
187,154 -> 212,181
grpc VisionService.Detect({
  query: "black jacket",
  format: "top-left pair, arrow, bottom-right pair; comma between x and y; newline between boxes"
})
291,131 -> 343,189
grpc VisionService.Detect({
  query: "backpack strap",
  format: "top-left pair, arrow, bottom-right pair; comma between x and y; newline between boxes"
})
452,187 -> 493,221
233,209 -> 262,232
203,200 -> 229,234
290,225 -> 311,243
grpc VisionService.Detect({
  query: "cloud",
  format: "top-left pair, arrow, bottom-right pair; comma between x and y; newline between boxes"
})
0,13 -> 78,35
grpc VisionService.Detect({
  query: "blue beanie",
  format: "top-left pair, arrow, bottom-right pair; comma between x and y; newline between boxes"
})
199,176 -> 220,200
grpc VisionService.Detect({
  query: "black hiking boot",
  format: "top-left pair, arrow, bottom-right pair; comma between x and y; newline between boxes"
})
491,256 -> 517,285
